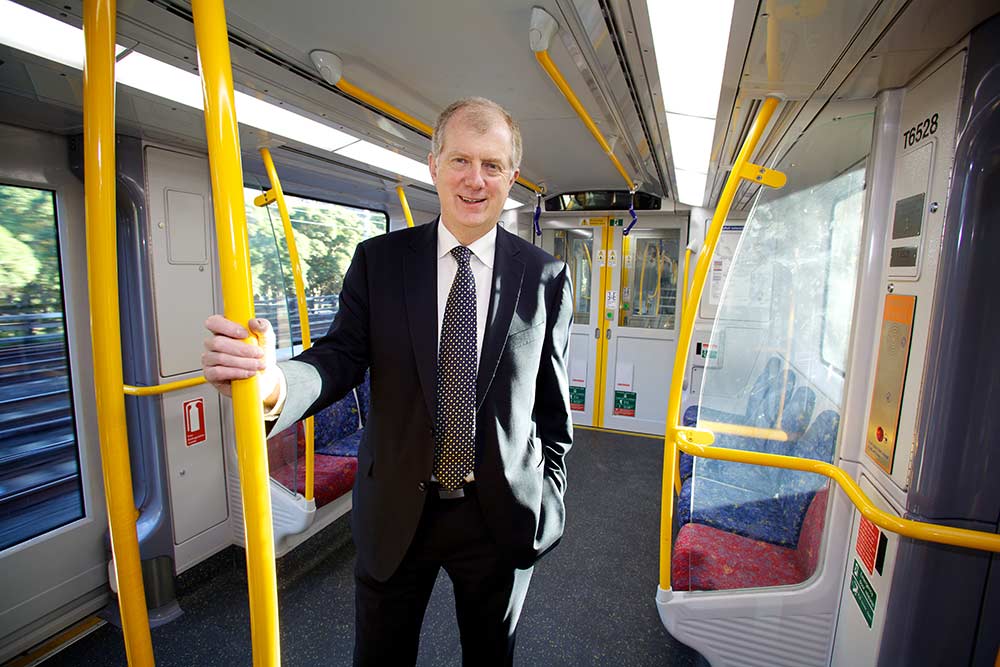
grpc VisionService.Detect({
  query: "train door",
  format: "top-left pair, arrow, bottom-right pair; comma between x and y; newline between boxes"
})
601,220 -> 683,434
539,218 -> 606,426
0,126 -> 110,661
539,215 -> 683,435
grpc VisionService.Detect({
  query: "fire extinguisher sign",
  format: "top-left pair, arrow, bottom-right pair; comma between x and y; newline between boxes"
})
183,398 -> 207,446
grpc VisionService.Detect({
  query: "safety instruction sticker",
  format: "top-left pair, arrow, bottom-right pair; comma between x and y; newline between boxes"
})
613,390 -> 636,417
851,559 -> 877,628
183,397 -> 206,446
856,517 -> 880,574
569,386 -> 586,412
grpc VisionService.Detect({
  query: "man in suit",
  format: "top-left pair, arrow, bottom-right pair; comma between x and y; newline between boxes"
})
203,97 -> 573,665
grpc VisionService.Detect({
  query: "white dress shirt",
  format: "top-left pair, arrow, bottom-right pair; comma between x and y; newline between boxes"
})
436,221 -> 495,368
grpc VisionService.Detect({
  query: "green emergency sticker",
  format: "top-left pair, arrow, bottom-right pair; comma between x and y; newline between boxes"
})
851,559 -> 877,628
613,390 -> 636,417
569,385 -> 586,411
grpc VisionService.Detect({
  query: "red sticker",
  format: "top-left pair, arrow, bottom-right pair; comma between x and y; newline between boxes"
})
183,397 -> 207,446
856,516 -> 879,574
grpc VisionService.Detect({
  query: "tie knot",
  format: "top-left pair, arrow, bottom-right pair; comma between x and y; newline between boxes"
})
451,246 -> 472,267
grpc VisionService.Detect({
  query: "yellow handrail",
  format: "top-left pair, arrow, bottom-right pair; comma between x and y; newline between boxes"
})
660,96 -> 785,590
396,185 -> 415,228
124,376 -> 207,396
534,50 -> 636,191
257,147 -> 315,503
191,1 -> 281,664
334,77 -> 543,195
82,1 -> 155,664
675,430 -> 1000,554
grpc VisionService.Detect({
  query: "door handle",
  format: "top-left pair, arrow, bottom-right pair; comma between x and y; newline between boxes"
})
594,327 -> 600,339
606,328 -> 612,340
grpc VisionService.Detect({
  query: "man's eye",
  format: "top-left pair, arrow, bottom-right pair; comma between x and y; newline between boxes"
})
452,157 -> 468,166
485,163 -> 502,174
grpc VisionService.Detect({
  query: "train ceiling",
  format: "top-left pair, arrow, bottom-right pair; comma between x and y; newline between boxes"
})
0,0 -> 997,215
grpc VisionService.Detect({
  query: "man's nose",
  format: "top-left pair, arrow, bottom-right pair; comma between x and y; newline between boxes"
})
462,163 -> 486,188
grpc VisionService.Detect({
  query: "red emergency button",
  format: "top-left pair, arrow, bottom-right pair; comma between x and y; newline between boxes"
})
876,426 -> 884,442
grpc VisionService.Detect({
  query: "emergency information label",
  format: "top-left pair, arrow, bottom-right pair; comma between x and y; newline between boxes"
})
851,559 -> 877,628
183,397 -> 206,446
613,390 -> 636,417
569,386 -> 586,411
856,517 -> 880,574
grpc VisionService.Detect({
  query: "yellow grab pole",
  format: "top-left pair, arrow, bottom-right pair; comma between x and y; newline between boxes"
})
675,431 -> 1000,554
396,185 -> 415,228
535,50 -> 636,191
660,97 -> 784,590
82,0 -> 155,664
259,147 -> 315,503
124,376 -> 208,396
334,77 -> 543,194
191,1 -> 280,664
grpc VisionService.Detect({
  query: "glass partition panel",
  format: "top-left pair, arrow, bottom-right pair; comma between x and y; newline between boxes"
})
0,184 -> 84,550
676,108 -> 874,592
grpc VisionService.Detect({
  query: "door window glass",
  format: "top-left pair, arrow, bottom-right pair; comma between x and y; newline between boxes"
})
620,229 -> 680,329
0,184 -> 83,551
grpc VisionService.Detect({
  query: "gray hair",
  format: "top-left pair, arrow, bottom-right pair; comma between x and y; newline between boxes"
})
431,97 -> 522,172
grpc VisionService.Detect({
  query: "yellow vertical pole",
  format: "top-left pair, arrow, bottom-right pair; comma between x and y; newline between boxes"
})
660,97 -> 783,589
259,147 -> 314,503
191,1 -> 280,664
82,1 -> 155,664
396,185 -> 415,227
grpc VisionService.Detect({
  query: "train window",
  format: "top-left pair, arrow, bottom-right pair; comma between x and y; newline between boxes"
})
0,183 -> 84,551
620,229 -> 680,330
243,188 -> 387,351
682,109 -> 873,592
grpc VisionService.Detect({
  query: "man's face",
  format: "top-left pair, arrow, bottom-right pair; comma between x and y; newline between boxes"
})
429,111 -> 519,243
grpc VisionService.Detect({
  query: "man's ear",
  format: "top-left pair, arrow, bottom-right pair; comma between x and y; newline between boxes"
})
508,168 -> 520,192
428,152 -> 438,185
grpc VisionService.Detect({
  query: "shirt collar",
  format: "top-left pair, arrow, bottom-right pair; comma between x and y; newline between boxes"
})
436,219 -> 497,269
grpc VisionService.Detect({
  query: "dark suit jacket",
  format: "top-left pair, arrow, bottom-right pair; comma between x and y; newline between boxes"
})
281,219 -> 573,581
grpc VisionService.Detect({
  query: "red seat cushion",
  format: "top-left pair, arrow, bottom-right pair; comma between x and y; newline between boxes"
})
672,523 -> 806,591
270,454 -> 357,508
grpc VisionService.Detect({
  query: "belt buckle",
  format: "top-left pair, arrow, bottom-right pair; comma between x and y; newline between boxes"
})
436,485 -> 466,500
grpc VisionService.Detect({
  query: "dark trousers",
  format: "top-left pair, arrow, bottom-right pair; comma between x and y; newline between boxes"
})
353,486 -> 533,666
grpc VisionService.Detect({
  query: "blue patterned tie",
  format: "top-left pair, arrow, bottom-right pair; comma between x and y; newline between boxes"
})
433,246 -> 477,490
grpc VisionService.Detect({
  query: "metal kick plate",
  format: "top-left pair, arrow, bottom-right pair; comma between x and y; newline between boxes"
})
865,295 -> 917,474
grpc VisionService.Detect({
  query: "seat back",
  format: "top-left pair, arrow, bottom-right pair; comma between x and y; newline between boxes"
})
793,488 -> 830,576
314,390 -> 362,447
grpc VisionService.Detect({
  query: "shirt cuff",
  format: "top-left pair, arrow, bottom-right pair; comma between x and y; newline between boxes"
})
262,368 -> 287,421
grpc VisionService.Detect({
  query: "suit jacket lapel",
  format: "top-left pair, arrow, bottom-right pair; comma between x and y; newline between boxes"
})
404,219 -> 438,420
477,227 -> 524,411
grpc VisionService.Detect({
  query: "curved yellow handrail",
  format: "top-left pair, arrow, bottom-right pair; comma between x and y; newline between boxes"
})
676,431 -> 1000,554
82,0 -> 155,663
660,96 -> 784,589
534,50 -> 636,191
191,1 -> 281,663
396,185 -> 415,228
258,147 -> 315,504
335,77 -> 543,195
124,376 -> 208,396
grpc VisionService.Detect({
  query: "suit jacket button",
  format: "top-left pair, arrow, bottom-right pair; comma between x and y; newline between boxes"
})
417,481 -> 427,492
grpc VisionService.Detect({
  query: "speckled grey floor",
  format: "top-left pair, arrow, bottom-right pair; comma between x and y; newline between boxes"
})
44,428 -> 705,666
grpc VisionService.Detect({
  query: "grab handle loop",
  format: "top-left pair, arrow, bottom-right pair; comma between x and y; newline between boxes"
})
533,191 -> 543,236
623,188 -> 639,236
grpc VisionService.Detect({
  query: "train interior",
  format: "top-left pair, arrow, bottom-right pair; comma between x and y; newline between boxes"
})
1,0 -> 999,665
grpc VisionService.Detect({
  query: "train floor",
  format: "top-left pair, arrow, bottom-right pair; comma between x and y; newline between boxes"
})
43,428 -> 705,666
